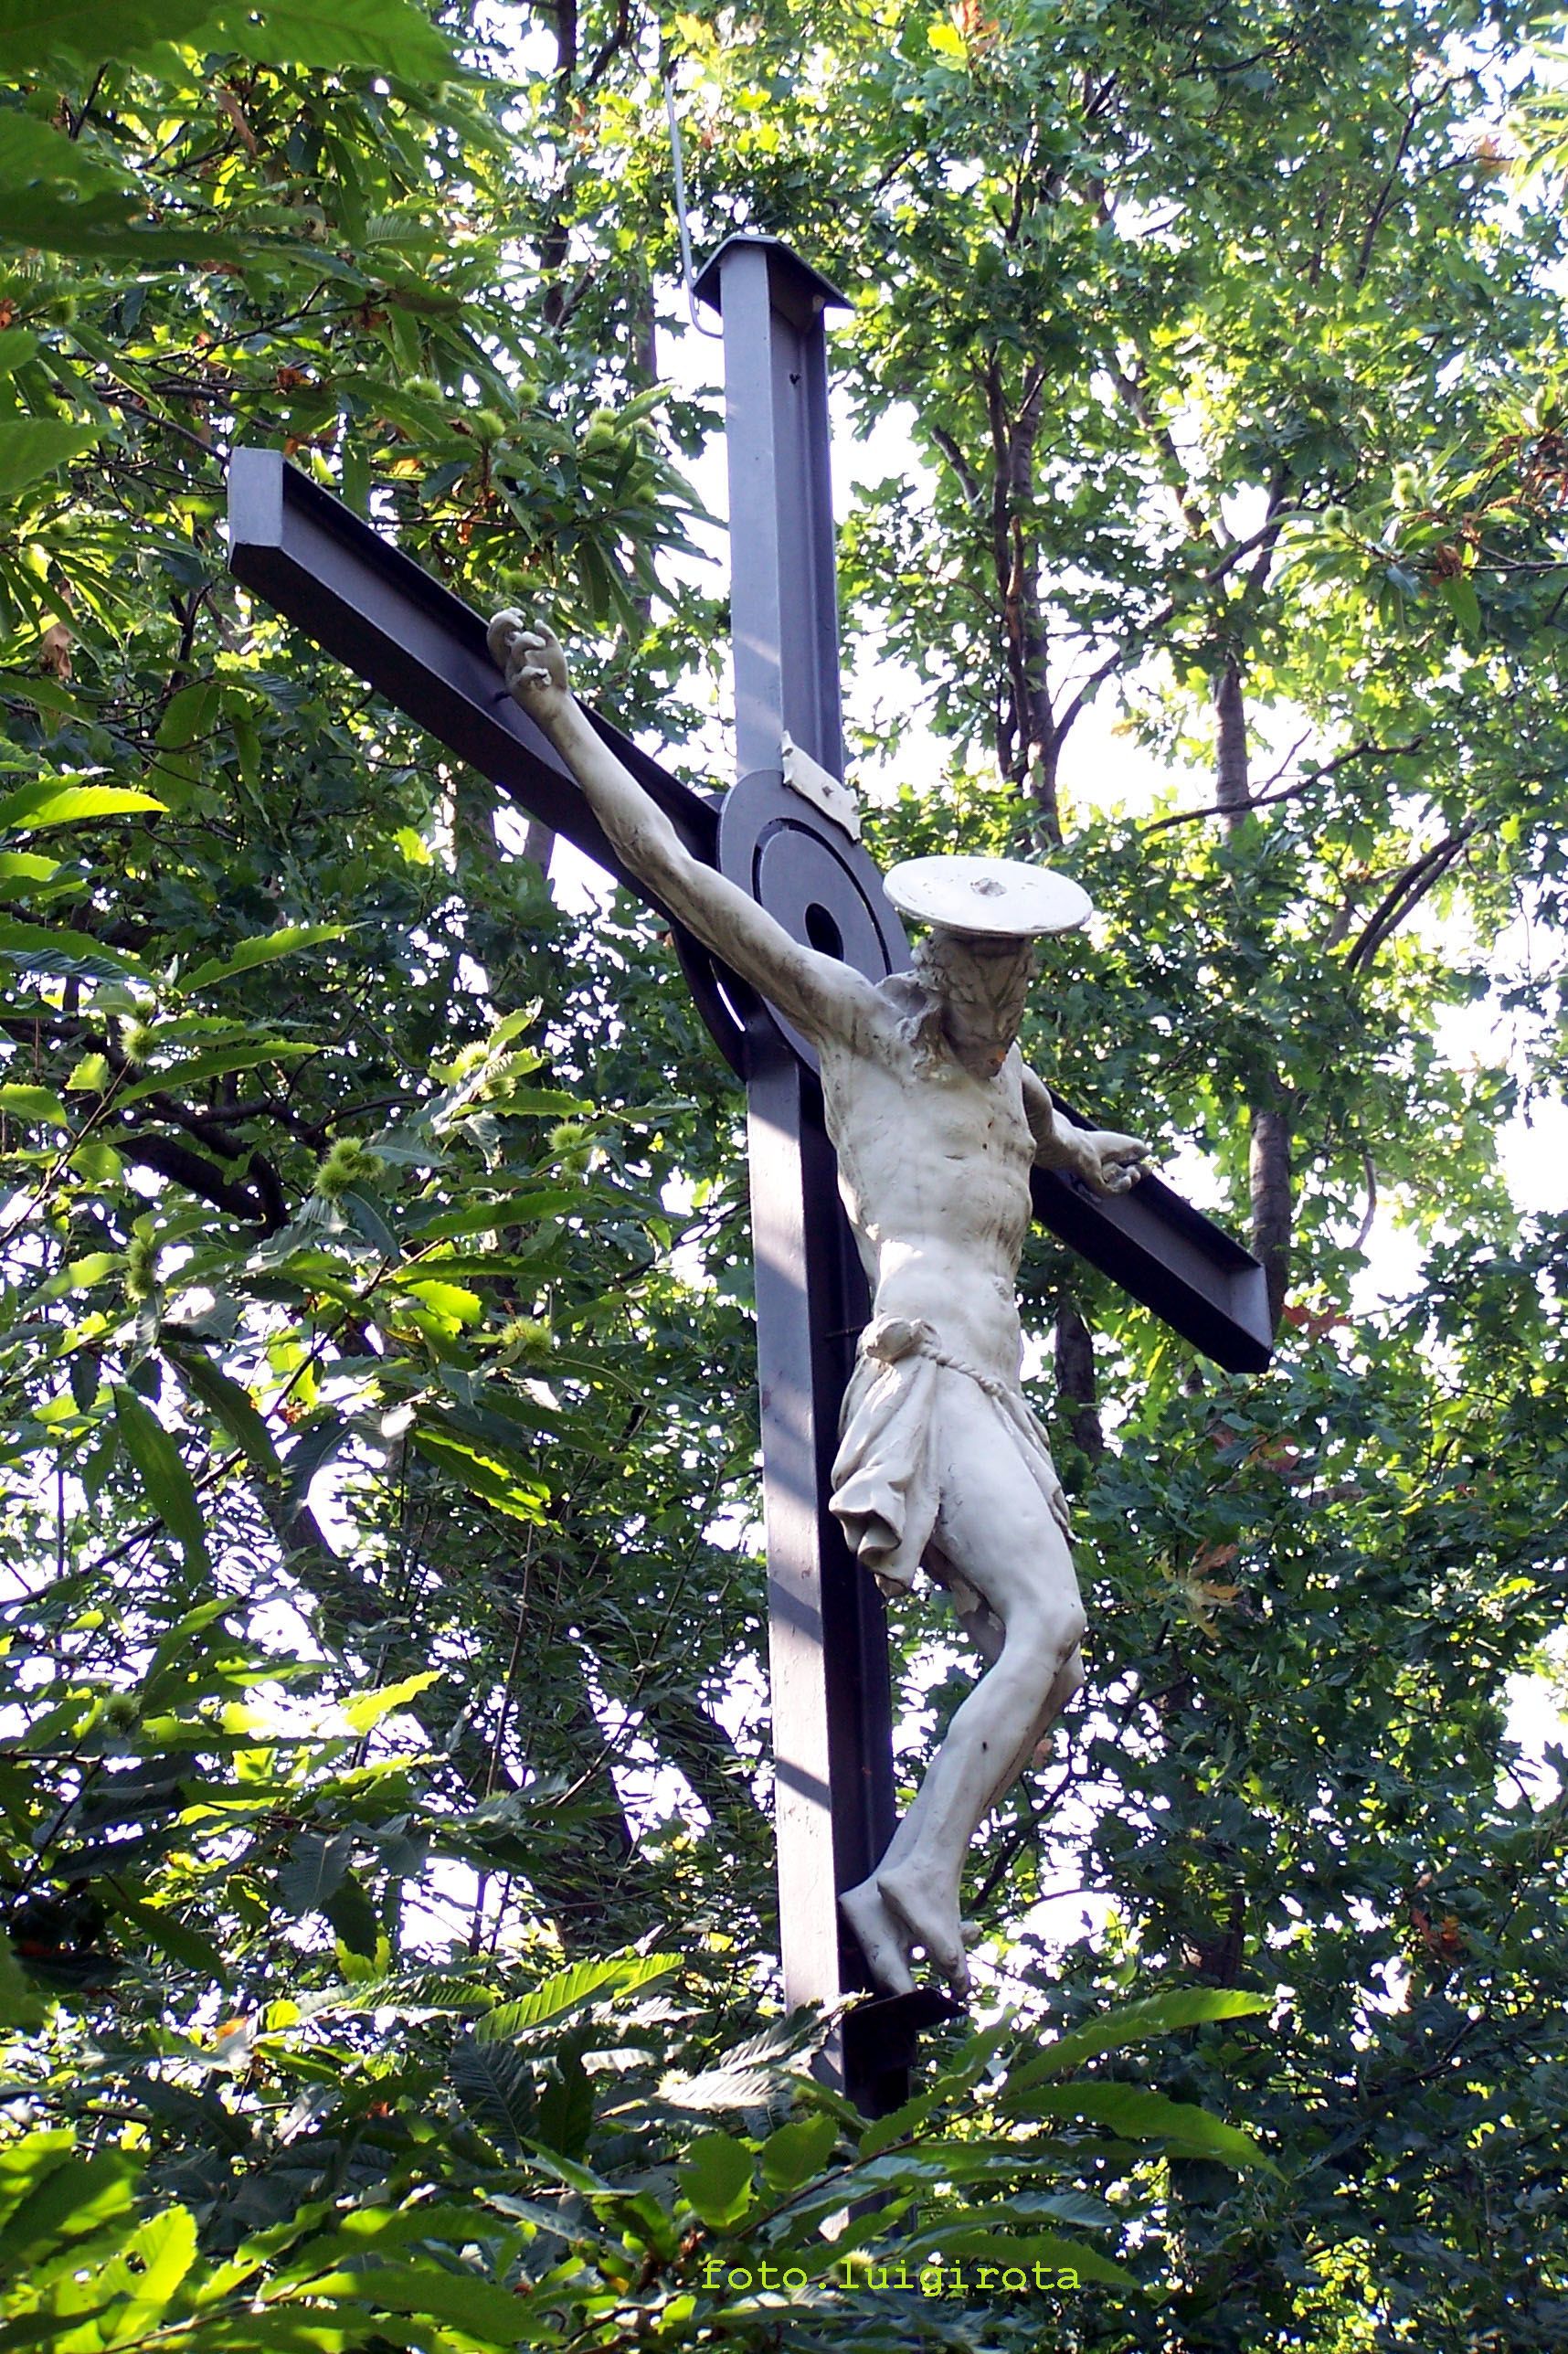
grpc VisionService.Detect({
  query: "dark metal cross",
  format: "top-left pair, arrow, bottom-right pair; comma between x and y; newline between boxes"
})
228,234 -> 1271,2111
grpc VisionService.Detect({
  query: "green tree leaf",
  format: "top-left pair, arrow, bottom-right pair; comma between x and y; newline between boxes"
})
474,1953 -> 678,2042
281,2259 -> 545,2343
0,0 -> 210,65
322,1868 -> 379,1959
0,916 -> 147,981
999,2081 -> 1274,2170
0,2145 -> 138,2272
181,925 -> 347,991
0,419 -> 98,498
112,1384 -> 210,1574
110,2205 -> 199,2323
0,1935 -> 48,2031
676,2132 -> 756,2230
0,1081 -> 70,1126
535,2047 -> 593,2161
918,2227 -> 1138,2290
0,110 -> 132,195
277,1831 -> 353,1915
758,2110 -> 838,2194
196,0 -> 459,80
0,780 -> 164,830
1007,1988 -> 1271,2091
165,1343 -> 281,1473
450,2035 -> 535,2154
342,1668 -> 442,1734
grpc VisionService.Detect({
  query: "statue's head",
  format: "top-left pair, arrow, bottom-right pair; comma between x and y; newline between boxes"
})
884,856 -> 1093,1079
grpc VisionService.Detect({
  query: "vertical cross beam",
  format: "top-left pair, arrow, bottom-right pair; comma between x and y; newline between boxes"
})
694,239 -> 912,2090
705,237 -> 844,776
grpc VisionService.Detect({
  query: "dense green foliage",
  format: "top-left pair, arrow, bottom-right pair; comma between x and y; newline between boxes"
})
2,0 -> 1566,2346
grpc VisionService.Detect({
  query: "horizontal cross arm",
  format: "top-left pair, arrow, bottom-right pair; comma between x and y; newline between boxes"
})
226,449 -> 720,896
1033,1140 -> 1272,1375
228,451 -> 1273,1375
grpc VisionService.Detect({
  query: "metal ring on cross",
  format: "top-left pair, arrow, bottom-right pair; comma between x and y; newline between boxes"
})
717,769 -> 908,1075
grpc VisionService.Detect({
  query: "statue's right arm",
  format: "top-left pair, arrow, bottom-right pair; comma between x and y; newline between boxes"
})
489,613 -> 885,1050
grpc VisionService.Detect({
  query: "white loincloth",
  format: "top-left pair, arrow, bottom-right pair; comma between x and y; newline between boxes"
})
829,1313 -> 1073,1616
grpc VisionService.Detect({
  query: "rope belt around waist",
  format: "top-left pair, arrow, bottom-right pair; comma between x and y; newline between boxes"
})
857,1313 -> 1013,1404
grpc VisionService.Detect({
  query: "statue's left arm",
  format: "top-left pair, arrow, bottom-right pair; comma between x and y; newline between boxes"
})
1021,1065 -> 1150,1197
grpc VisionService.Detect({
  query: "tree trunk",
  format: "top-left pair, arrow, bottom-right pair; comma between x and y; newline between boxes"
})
456,773 -> 553,886
1213,653 -> 1293,1331
1028,691 -> 1063,850
1213,653 -> 1251,832
1054,1295 -> 1104,1461
540,0 -> 577,329
1249,1091 -> 1293,1331
985,363 -> 1062,847
521,817 -> 556,876
630,270 -> 658,390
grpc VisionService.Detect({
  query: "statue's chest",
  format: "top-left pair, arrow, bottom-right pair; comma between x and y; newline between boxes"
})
938,1058 -> 1029,1151
821,1041 -> 1033,1180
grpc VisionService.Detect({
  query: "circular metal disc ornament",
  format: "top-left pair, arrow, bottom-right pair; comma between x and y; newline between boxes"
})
712,769 -> 910,1074
883,854 -> 1092,938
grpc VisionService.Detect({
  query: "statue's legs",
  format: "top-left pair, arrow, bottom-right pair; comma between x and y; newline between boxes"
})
842,1375 -> 1086,1996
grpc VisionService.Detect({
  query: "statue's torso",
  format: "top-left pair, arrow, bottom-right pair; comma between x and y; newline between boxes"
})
817,1015 -> 1034,1384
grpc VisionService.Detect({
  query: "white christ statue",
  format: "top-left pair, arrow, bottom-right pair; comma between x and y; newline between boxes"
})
489,612 -> 1149,1998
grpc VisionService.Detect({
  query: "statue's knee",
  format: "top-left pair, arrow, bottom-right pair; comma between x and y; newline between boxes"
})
1010,1607 -> 1086,1685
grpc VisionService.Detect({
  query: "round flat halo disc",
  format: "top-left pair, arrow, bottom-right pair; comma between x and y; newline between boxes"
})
884,854 -> 1093,938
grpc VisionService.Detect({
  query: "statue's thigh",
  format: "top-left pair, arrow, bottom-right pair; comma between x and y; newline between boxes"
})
931,1378 -> 1078,1622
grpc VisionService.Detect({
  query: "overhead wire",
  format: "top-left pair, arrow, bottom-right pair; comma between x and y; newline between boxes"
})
662,57 -> 724,340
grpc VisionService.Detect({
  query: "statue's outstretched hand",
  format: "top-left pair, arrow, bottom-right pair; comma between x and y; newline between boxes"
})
1077,1129 -> 1150,1196
489,610 -> 570,719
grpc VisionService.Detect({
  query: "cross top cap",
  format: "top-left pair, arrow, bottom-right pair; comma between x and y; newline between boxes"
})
885,855 -> 1094,939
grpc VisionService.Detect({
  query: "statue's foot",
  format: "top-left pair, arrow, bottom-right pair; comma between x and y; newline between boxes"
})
877,1861 -> 969,1999
840,1877 -> 916,1997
